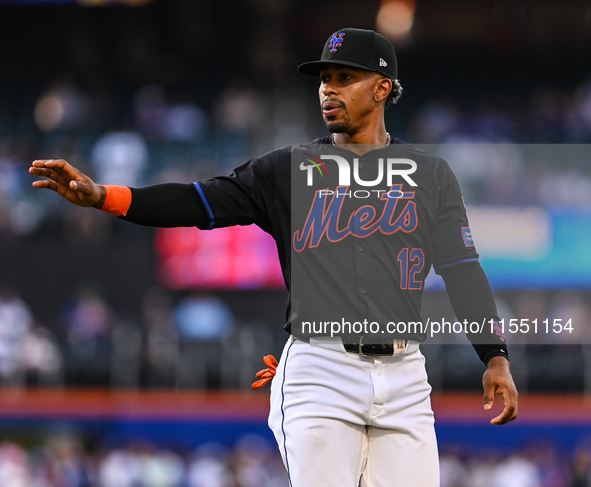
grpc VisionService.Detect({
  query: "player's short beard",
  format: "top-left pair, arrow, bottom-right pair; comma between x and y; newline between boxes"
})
324,112 -> 351,133
322,98 -> 350,133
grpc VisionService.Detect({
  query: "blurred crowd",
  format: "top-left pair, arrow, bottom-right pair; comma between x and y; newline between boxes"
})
0,286 -> 61,388
0,434 -> 288,487
409,82 -> 591,144
0,282 -> 285,390
440,442 -> 591,487
0,77 -> 263,239
0,434 -> 591,487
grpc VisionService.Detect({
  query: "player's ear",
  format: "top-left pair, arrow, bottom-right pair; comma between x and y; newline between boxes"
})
374,77 -> 392,105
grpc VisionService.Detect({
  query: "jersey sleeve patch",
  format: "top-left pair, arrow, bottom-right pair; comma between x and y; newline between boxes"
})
462,227 -> 475,247
193,182 -> 216,230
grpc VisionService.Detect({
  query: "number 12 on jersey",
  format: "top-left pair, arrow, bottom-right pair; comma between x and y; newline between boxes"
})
397,248 -> 425,290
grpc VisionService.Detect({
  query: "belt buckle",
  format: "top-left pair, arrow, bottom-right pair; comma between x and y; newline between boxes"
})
358,336 -> 394,357
358,337 -> 406,357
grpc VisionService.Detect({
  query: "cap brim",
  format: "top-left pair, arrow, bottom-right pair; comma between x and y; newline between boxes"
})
297,59 -> 380,77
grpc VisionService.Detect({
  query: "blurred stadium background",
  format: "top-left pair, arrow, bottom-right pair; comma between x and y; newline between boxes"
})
1,0 -> 591,485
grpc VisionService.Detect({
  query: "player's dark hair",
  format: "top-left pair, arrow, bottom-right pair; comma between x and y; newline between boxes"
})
385,79 -> 403,108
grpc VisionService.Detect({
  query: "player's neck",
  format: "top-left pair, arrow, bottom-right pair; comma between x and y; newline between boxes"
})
332,122 -> 389,154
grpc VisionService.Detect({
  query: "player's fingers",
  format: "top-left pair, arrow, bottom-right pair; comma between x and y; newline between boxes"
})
31,159 -> 66,170
33,159 -> 83,180
29,166 -> 46,175
32,180 -> 58,191
32,159 -> 68,168
490,388 -> 518,425
490,403 -> 516,425
31,160 -> 50,168
28,167 -> 59,180
483,383 -> 495,411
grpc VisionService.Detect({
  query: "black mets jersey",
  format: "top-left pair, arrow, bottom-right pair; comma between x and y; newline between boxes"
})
193,136 -> 479,343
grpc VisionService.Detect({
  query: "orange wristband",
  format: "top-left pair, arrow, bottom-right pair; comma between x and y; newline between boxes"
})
99,185 -> 132,217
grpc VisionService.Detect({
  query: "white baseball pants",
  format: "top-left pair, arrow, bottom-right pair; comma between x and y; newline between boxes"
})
268,336 -> 439,487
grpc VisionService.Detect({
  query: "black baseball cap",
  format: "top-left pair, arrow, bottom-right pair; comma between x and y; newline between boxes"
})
298,28 -> 398,80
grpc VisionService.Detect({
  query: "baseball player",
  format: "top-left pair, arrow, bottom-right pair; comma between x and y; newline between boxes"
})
30,28 -> 517,487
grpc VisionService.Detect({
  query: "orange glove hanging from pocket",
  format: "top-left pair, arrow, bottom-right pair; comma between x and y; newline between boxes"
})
252,355 -> 279,389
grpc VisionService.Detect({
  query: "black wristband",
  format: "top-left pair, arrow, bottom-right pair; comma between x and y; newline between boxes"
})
473,344 -> 509,365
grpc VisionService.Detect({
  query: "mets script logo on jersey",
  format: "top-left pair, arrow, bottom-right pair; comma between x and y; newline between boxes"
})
293,184 -> 417,251
300,154 -> 418,188
329,33 -> 345,52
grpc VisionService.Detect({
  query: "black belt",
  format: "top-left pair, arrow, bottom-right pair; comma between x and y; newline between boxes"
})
293,336 -> 409,357
343,338 -> 406,357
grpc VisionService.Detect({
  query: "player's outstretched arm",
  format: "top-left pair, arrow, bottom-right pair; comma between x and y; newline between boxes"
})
29,159 -> 106,208
482,355 -> 518,425
30,158 -> 208,227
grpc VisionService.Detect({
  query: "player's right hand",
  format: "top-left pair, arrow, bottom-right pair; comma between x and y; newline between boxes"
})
29,159 -> 106,208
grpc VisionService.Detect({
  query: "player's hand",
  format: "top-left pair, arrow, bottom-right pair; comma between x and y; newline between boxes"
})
482,355 -> 518,425
29,159 -> 106,208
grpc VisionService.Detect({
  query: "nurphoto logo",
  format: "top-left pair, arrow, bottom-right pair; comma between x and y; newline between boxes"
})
300,153 -> 418,187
